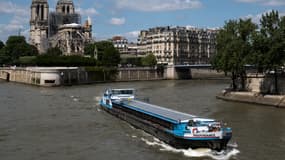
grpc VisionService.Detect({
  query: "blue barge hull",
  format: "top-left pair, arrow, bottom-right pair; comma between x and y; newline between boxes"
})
100,99 -> 232,151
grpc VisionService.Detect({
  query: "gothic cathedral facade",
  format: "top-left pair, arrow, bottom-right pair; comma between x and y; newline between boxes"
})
30,0 -> 92,55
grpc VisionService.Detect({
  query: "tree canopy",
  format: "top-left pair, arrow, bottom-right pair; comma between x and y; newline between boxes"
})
84,43 -> 96,58
84,41 -> 121,67
0,36 -> 39,64
0,40 -> 4,50
212,18 -> 257,90
46,47 -> 62,56
259,11 -> 285,71
141,53 -> 157,67
211,10 -> 285,91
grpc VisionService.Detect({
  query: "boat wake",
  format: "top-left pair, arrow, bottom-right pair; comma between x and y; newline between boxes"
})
141,137 -> 239,160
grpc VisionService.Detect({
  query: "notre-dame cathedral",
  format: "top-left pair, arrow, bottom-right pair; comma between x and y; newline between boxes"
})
30,0 -> 92,55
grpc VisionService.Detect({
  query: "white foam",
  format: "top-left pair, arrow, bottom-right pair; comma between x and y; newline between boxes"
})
94,96 -> 102,102
141,138 -> 240,160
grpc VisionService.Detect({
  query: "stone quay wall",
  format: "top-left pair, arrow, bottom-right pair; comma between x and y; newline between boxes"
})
216,73 -> 285,108
0,68 -> 41,85
0,67 -> 165,86
0,67 -> 81,86
246,73 -> 285,95
0,67 -> 226,86
116,68 -> 164,81
217,91 -> 285,108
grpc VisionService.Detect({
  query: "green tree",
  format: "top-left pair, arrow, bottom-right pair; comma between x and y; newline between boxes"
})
46,47 -> 62,56
101,46 -> 121,67
84,43 -> 96,58
27,44 -> 39,56
250,31 -> 267,73
0,40 -> 4,50
258,10 -> 285,94
94,41 -> 120,66
0,40 -> 7,65
0,50 -> 10,65
0,36 -> 39,64
212,19 -> 256,90
141,53 -> 157,67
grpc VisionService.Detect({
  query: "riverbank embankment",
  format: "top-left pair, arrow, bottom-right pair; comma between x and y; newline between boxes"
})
217,91 -> 285,108
0,67 -> 226,87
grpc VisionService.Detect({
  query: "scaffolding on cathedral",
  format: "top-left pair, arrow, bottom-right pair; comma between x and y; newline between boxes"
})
48,12 -> 81,37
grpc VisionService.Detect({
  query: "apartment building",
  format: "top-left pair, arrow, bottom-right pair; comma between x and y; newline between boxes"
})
111,36 -> 128,54
137,26 -> 218,65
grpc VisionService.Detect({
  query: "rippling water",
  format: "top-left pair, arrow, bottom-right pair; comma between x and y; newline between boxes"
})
0,80 -> 285,160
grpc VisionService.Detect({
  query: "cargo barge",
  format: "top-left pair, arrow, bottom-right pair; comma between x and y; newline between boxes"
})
100,89 -> 232,151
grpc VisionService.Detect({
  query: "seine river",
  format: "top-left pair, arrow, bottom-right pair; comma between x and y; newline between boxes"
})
1,80 -> 285,160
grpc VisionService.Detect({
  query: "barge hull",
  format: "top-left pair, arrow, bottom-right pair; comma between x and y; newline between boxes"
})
101,102 -> 229,151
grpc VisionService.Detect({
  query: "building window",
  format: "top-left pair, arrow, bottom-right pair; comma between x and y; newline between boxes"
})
41,5 -> 44,20
36,5 -> 40,17
45,80 -> 56,84
62,6 -> 65,13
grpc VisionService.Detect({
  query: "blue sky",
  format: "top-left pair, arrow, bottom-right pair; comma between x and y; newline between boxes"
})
0,0 -> 284,43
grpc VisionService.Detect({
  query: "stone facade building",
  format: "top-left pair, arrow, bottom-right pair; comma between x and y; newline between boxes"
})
138,26 -> 218,65
111,36 -> 139,57
111,36 -> 128,54
30,0 -> 92,55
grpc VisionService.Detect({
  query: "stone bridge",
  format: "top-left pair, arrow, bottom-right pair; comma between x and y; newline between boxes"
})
165,64 -> 224,79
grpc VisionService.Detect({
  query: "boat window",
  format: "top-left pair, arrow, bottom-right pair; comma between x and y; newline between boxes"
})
112,90 -> 134,95
188,120 -> 196,126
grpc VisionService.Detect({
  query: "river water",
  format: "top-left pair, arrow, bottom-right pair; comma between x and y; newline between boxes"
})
0,80 -> 285,160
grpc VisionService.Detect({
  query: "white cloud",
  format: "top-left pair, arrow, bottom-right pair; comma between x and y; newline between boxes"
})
125,31 -> 140,38
124,30 -> 140,42
0,1 -> 29,16
0,2 -> 30,42
76,8 -> 99,16
110,17 -> 126,25
115,0 -> 202,12
236,0 -> 285,6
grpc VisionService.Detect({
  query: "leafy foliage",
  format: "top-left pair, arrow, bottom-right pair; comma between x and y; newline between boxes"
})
84,41 -> 121,67
34,55 -> 97,66
101,46 -> 121,67
212,10 -> 285,92
84,43 -> 96,58
121,57 -> 143,67
0,36 -> 39,64
0,40 -> 4,50
141,53 -> 157,67
46,47 -> 62,56
260,11 -> 285,70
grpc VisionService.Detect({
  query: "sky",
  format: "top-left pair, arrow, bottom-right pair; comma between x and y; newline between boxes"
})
0,0 -> 284,43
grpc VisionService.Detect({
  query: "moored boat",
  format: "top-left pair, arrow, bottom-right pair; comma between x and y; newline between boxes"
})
100,88 -> 232,151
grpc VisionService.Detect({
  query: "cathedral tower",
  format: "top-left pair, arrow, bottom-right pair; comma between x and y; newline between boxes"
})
56,0 -> 75,14
30,0 -> 49,54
